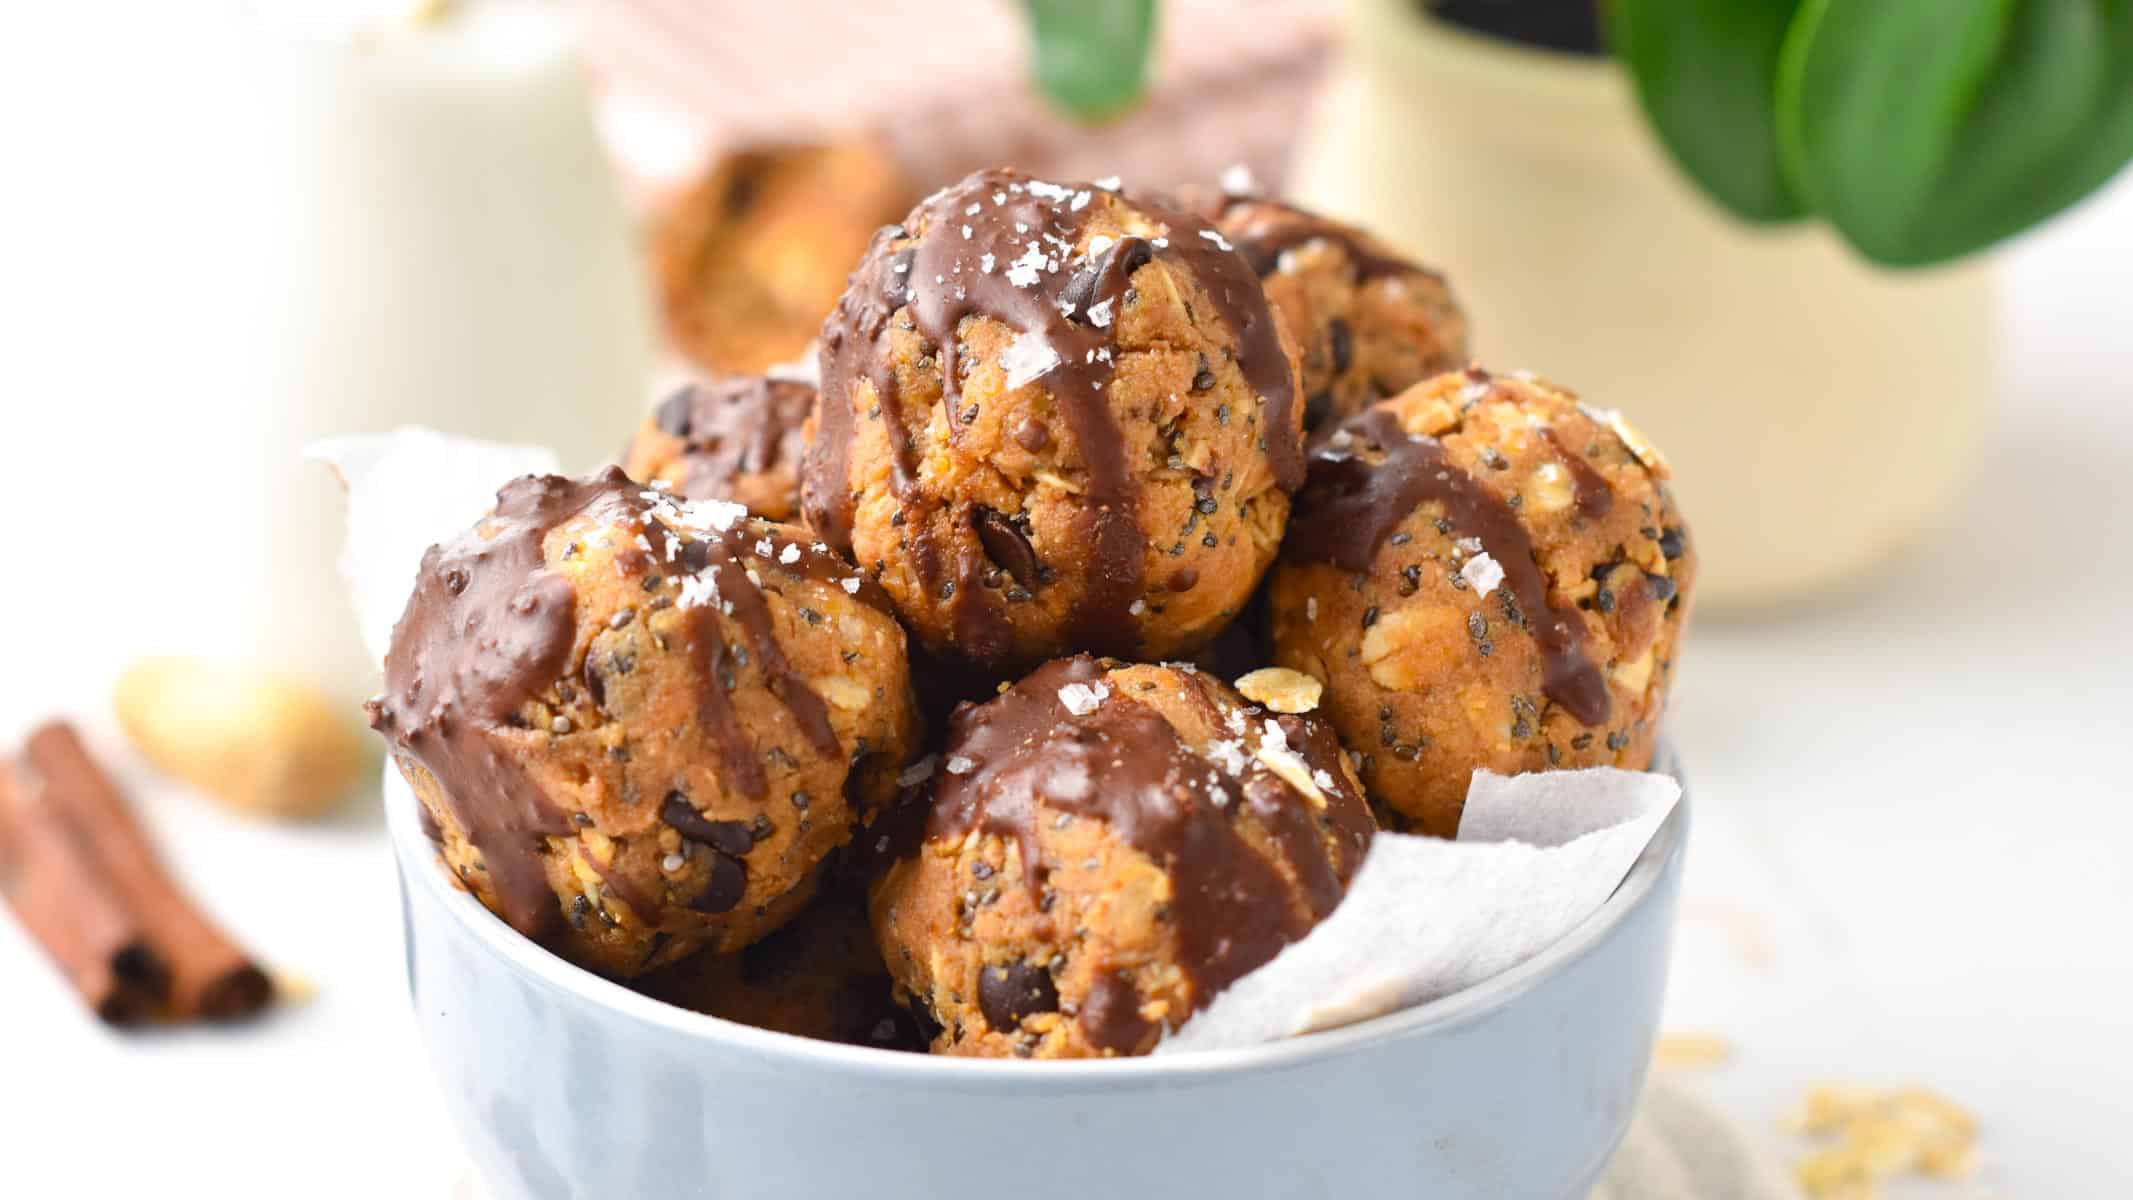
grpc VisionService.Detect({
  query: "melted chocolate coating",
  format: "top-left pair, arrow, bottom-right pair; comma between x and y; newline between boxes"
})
1285,410 -> 1612,727
804,169 -> 1300,664
1178,187 -> 1432,286
648,376 -> 814,504
913,656 -> 1372,1052
1540,427 -> 1615,521
369,468 -> 873,940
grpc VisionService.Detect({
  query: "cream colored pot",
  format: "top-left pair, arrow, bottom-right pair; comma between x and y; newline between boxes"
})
1290,0 -> 1994,610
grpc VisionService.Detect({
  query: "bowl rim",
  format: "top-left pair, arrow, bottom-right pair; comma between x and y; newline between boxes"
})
390,766 -> 1686,1090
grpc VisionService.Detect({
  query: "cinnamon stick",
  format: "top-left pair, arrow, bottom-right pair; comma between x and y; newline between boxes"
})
0,762 -> 169,1024
23,722 -> 271,1021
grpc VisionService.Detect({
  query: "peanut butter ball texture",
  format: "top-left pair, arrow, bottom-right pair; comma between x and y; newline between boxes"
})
868,657 -> 1375,1058
804,169 -> 1306,675
1186,190 -> 1469,435
369,469 -> 922,978
1267,370 -> 1694,837
621,375 -> 814,522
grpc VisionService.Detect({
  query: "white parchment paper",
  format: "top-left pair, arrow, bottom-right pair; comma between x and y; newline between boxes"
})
320,429 -> 1681,1052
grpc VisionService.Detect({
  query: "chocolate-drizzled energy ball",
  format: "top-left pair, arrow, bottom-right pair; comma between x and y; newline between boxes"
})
1268,370 -> 1694,836
1184,187 -> 1468,435
869,657 -> 1375,1058
369,468 -> 922,977
621,375 -> 815,521
804,169 -> 1306,674
652,139 -> 913,375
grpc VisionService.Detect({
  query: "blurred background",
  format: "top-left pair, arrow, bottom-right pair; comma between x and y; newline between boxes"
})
1,1 -> 2127,1196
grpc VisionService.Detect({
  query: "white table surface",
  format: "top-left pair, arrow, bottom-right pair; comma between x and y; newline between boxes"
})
3,6 -> 2129,1197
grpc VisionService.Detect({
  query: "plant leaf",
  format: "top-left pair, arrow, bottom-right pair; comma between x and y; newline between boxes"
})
1777,0 -> 2133,266
1610,0 -> 1808,223
1022,0 -> 1159,123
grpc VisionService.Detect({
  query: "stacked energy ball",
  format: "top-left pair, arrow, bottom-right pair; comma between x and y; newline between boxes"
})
371,168 -> 1693,1058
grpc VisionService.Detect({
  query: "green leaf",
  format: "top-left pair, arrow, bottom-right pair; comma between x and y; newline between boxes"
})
1610,0 -> 1808,223
1777,0 -> 2133,266
1022,0 -> 1159,123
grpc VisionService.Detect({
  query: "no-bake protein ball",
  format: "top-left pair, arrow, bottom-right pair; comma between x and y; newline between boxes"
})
869,656 -> 1375,1058
652,139 -> 913,375
1186,188 -> 1469,435
1268,369 -> 1694,837
804,168 -> 1307,674
621,375 -> 815,521
368,468 -> 922,978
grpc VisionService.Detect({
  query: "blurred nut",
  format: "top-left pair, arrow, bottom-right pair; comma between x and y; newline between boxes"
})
114,658 -> 364,820
1234,668 -> 1323,714
811,675 -> 873,711
1611,650 -> 1655,697
1525,462 -> 1575,515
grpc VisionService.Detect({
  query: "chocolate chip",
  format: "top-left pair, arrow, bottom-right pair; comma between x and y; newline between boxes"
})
653,386 -> 697,437
1659,527 -> 1686,560
1327,317 -> 1354,375
977,962 -> 1059,1032
1013,418 -> 1051,452
442,568 -> 469,596
973,506 -> 1042,588
1647,574 -> 1677,601
688,852 -> 747,914
662,793 -> 756,856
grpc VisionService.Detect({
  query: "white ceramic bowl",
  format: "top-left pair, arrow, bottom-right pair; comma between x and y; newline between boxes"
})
390,771 -> 1687,1200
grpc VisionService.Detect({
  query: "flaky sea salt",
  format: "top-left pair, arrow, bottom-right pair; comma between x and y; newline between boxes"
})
1002,330 -> 1062,389
898,755 -> 938,788
1005,244 -> 1048,288
1086,298 -> 1115,328
678,568 -> 720,610
1094,175 -> 1121,190
1219,163 -> 1258,196
778,543 -> 801,565
945,754 -> 976,776
1058,681 -> 1108,716
1199,228 -> 1235,252
841,577 -> 862,594
1460,552 -> 1504,598
1254,720 -> 1324,802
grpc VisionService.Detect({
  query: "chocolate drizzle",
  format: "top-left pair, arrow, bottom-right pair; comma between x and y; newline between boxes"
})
1287,411 -> 1613,727
1540,428 -> 1615,521
649,376 -> 814,507
913,657 -> 1371,1051
1186,190 -> 1429,286
805,170 -> 1300,664
370,468 -> 870,940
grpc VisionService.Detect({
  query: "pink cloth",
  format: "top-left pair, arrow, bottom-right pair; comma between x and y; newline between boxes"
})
579,0 -> 1334,201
